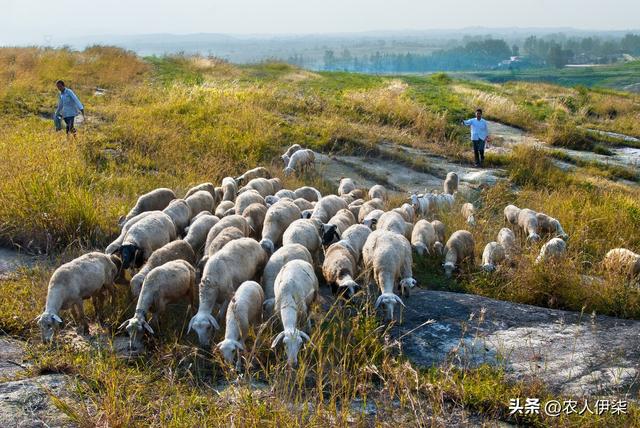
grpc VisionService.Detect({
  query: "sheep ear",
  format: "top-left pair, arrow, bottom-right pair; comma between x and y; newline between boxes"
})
118,320 -> 129,331
187,316 -> 195,334
207,314 -> 220,330
394,295 -> 406,308
235,340 -> 245,351
143,321 -> 155,335
374,295 -> 384,309
299,331 -> 310,342
53,314 -> 63,324
271,332 -> 285,348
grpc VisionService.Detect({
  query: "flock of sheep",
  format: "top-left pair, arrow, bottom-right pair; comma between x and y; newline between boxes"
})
35,143 -> 640,367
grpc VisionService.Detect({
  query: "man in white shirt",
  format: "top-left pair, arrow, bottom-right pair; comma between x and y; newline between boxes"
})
54,80 -> 84,136
462,108 -> 489,167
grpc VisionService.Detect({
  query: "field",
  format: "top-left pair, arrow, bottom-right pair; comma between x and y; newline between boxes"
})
1,47 -> 640,426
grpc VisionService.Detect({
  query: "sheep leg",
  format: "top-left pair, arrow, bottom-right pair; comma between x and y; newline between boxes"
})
71,301 -> 89,335
92,294 -> 104,322
217,299 -> 230,325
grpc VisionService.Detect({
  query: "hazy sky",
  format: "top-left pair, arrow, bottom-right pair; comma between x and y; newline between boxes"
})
2,0 -> 639,45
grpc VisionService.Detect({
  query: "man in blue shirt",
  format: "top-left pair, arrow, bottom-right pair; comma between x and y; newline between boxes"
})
54,80 -> 84,135
462,108 -> 489,167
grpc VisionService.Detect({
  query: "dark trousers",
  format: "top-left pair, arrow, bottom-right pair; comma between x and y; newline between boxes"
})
63,116 -> 76,134
472,139 -> 485,166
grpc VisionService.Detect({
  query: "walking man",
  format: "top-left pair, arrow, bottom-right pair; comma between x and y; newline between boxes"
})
462,108 -> 489,167
54,80 -> 84,136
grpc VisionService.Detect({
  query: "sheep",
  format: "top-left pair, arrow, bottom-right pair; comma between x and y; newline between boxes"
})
221,177 -> 238,201
204,215 -> 252,253
338,178 -> 356,196
215,200 -> 236,217
348,199 -> 364,219
535,238 -> 567,264
282,219 -> 323,265
294,186 -> 321,202
362,209 -> 385,230
217,281 -> 264,365
326,208 -> 356,236
443,230 -> 475,278
185,190 -> 215,217
368,185 -> 388,201
443,172 -> 458,195
119,188 -> 176,226
357,198 -> 385,223
431,220 -> 446,245
189,210 -> 212,225
504,204 -> 521,225
262,244 -> 314,316
497,228 -> 518,260
234,189 -> 266,216
516,208 -> 541,242
481,242 -> 506,272
411,220 -> 437,256
341,224 -> 372,259
393,203 -> 415,223
106,210 -> 156,255
120,260 -> 195,349
242,203 -> 268,239
301,209 -> 314,219
376,211 -> 413,240
271,260 -> 319,367
603,248 -> 640,279
284,149 -> 316,176
189,238 -> 267,346
240,177 -> 282,198
461,202 -> 477,226
37,252 -> 119,342
162,199 -> 192,236
536,212 -> 569,241
308,195 -> 347,225
206,226 -> 246,258
281,143 -> 302,166
409,192 -> 430,218
184,214 -> 219,254
362,230 -> 415,321
116,212 -> 177,270
275,189 -> 297,199
185,182 -> 216,200
431,193 -> 455,212
323,240 -> 360,295
214,187 -> 224,204
236,166 -> 271,185
260,200 -> 302,254
293,198 -> 315,212
130,240 -> 196,298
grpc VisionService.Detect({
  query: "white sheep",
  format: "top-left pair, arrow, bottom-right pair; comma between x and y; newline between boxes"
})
106,210 -> 156,255
162,199 -> 192,236
357,198 -> 385,223
362,230 -> 415,321
347,199 -> 364,219
504,204 -> 521,225
206,226 -> 246,258
275,189 -> 297,199
461,202 -> 476,226
392,203 -> 415,223
431,220 -> 446,246
120,260 -> 195,349
603,248 -> 640,279
234,189 -> 266,216
432,193 -> 455,212
130,240 -> 196,298
443,230 -> 475,278
362,209 -> 385,230
341,224 -> 372,260
368,185 -> 388,201
240,177 -> 282,198
189,238 -> 267,346
536,212 -> 569,241
189,210 -> 212,225
443,172 -> 458,195
281,144 -> 302,166
260,200 -> 302,254
323,240 -> 360,295
37,252 -> 119,342
185,190 -> 215,217
325,208 -> 356,238
119,188 -> 176,226
261,244 -> 314,316
310,195 -> 348,224
204,214 -> 252,251
338,177 -> 356,196
283,219 -> 324,265
411,220 -> 437,256
215,200 -> 235,217
376,211 -> 413,240
184,214 -> 219,254
517,208 -> 541,242
283,149 -> 316,176
236,166 -> 271,185
242,203 -> 268,239
497,228 -> 518,260
221,177 -> 238,201
116,211 -> 177,270
481,242 -> 506,272
185,182 -> 216,200
217,280 -> 264,365
271,259 -> 319,367
294,186 -> 321,202
409,192 -> 430,218
535,238 -> 567,264
293,198 -> 315,212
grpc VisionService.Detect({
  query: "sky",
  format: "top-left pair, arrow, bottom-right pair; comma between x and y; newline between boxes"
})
2,0 -> 639,45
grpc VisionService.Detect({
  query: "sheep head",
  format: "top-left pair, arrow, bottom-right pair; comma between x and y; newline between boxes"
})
443,261 -> 456,278
281,154 -> 290,166
375,292 -> 405,321
321,224 -> 340,246
119,312 -> 153,349
363,218 -> 377,230
482,263 -> 496,273
399,277 -> 417,295
260,239 -> 275,256
118,244 -> 140,270
467,215 -> 477,227
340,280 -> 359,297
129,273 -> 145,298
217,339 -> 244,364
527,233 -> 541,243
188,312 -> 220,346
433,241 -> 444,256
301,210 -> 313,219
36,312 -> 63,343
412,243 -> 428,256
271,328 -> 310,367
283,167 -> 294,177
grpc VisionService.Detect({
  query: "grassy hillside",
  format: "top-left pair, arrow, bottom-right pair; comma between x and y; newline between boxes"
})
1,47 -> 640,426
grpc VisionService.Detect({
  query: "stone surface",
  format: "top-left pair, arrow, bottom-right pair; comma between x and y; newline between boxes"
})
398,289 -> 640,397
0,339 -> 28,379
0,248 -> 35,279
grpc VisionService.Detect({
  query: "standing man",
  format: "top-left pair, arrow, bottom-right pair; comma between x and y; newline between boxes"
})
462,108 -> 489,167
54,80 -> 84,136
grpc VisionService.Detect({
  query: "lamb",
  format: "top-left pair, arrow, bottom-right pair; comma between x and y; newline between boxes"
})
504,204 -> 521,225
240,177 -> 282,198
262,244 -> 314,316
481,242 -> 506,272
275,189 -> 297,199
431,193 -> 455,212
362,209 -> 385,230
271,260 -> 319,367
184,214 -> 219,254
215,200 -> 235,217
283,149 -> 316,176
311,195 -> 348,224
293,198 -> 315,212
162,199 -> 192,236
185,190 -> 215,217
281,143 -> 302,166
37,252 -> 119,342
130,240 -> 196,298
497,228 -> 518,260
357,198 -> 385,223
326,208 -> 357,236
120,260 -> 195,349
323,240 -> 360,295
362,230 -> 415,321
340,224 -> 372,259
189,238 -> 268,346
217,281 -> 264,365
443,172 -> 458,195
393,203 -> 415,223
376,211 -> 413,240
535,238 -> 567,264
516,208 -> 541,242
411,220 -> 437,256
119,188 -> 176,226
242,203 -> 268,239
443,230 -> 475,278
236,166 -> 271,185
368,185 -> 388,201
116,212 -> 177,270
338,178 -> 356,196
185,182 -> 216,200
204,215 -> 252,252
221,177 -> 238,201
294,186 -> 321,202
234,189 -> 266,216
603,248 -> 640,279
461,202 -> 476,226
536,212 -> 569,241
260,200 -> 302,254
